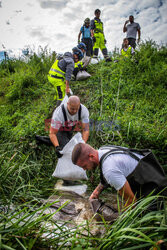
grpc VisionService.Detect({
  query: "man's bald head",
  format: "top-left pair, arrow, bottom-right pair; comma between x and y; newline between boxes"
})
67,96 -> 80,115
68,95 -> 80,105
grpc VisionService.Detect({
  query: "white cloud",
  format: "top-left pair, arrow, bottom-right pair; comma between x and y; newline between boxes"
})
39,0 -> 69,10
0,0 -> 167,53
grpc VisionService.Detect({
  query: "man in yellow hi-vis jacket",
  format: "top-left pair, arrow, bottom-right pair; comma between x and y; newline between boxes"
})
48,47 -> 83,107
90,9 -> 111,62
121,38 -> 135,58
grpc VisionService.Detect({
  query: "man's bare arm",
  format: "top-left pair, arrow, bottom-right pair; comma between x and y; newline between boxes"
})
49,127 -> 59,147
137,29 -> 141,43
123,20 -> 129,32
91,29 -> 94,38
78,31 -> 82,43
89,183 -> 105,200
81,122 -> 89,142
119,180 -> 137,208
65,80 -> 70,94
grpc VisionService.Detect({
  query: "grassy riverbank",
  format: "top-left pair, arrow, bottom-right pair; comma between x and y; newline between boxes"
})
0,40 -> 167,249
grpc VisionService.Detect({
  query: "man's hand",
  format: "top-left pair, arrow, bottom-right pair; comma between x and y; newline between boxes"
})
55,146 -> 63,158
66,85 -> 70,95
89,192 -> 99,200
125,20 -> 129,25
89,183 -> 105,200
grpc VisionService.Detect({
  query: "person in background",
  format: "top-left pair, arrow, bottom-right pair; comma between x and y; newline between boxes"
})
73,42 -> 88,79
78,18 -> 93,57
90,9 -> 112,62
48,47 -> 83,107
123,15 -> 141,49
77,42 -> 87,57
121,38 -> 135,58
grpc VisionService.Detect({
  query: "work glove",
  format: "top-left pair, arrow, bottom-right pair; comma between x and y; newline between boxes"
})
55,146 -> 63,158
92,37 -> 96,43
104,39 -> 107,44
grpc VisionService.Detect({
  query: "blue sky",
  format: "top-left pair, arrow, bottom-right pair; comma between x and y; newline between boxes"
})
0,0 -> 167,56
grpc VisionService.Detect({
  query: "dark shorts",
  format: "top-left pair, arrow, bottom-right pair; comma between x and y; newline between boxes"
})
127,38 -> 136,49
82,38 -> 93,56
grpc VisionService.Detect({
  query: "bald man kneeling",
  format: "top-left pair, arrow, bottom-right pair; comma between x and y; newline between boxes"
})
50,95 -> 89,159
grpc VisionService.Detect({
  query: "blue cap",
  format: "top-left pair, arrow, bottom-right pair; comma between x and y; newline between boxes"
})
77,42 -> 87,51
72,47 -> 84,60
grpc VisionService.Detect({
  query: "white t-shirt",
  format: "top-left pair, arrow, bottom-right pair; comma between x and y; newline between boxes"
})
126,22 -> 140,39
51,103 -> 89,130
98,148 -> 144,190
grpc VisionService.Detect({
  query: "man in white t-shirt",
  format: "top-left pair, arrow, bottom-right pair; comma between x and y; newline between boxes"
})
123,15 -> 141,49
50,95 -> 89,158
72,143 -> 167,208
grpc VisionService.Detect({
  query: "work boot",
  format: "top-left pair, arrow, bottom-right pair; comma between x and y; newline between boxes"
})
105,57 -> 112,62
92,55 -> 98,60
35,135 -> 53,146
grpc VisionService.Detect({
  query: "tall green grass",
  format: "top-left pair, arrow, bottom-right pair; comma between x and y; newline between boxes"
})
1,196 -> 166,249
99,196 -> 167,249
0,41 -> 167,249
0,142 -> 56,204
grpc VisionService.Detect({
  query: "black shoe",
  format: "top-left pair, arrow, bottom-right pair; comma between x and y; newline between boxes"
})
35,135 -> 53,146
105,57 -> 112,62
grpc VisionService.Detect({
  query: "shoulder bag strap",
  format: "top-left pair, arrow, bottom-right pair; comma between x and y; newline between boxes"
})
61,104 -> 67,123
78,105 -> 82,121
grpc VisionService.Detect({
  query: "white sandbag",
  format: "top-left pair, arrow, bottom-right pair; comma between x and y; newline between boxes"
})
54,180 -> 87,196
76,70 -> 91,81
54,94 -> 69,113
61,89 -> 73,105
69,88 -> 73,95
90,58 -> 99,64
61,94 -> 68,106
52,133 -> 88,181
82,56 -> 91,68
